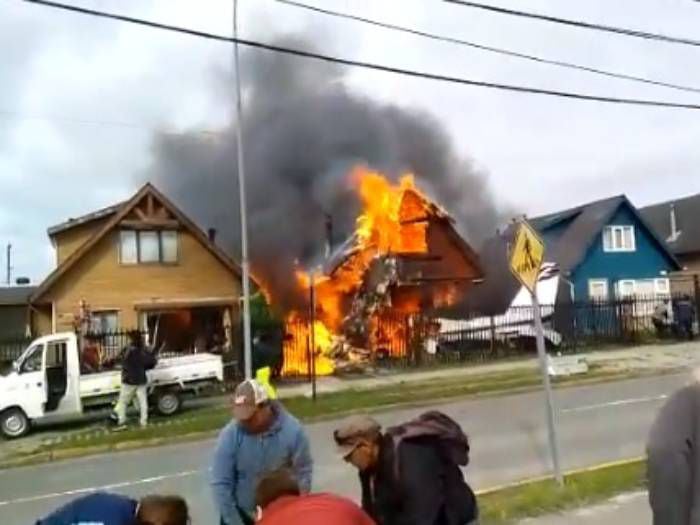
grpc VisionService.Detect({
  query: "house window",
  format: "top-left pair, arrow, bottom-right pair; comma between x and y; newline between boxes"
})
603,225 -> 636,252
655,278 -> 670,295
615,278 -> 671,298
616,279 -> 636,298
161,230 -> 178,263
119,231 -> 138,264
588,279 -> 609,301
119,230 -> 178,264
90,311 -> 119,333
139,231 -> 160,263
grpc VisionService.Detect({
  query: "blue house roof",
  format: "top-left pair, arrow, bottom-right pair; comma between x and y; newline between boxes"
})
531,194 -> 681,274
455,194 -> 681,317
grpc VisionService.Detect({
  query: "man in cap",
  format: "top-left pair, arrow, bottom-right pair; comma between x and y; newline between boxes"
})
333,413 -> 478,525
210,379 -> 313,525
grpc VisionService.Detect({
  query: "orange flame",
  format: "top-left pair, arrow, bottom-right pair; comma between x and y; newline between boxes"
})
282,166 -> 435,376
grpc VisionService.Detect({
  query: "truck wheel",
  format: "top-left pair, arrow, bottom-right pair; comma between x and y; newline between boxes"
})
155,390 -> 181,416
1,408 -> 30,439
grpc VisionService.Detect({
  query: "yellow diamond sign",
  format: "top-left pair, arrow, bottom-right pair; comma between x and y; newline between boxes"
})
509,221 -> 545,294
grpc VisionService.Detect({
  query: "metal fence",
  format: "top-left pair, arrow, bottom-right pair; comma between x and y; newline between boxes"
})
275,294 -> 699,375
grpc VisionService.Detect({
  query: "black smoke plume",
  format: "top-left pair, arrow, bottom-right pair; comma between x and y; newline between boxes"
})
148,37 -> 511,311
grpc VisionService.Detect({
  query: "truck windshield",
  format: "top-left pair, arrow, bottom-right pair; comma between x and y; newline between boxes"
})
17,344 -> 44,374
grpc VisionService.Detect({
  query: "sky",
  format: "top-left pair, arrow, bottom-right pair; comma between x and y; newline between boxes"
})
2,0 -> 700,283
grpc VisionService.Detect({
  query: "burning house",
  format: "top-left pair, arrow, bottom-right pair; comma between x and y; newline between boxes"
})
281,167 -> 484,376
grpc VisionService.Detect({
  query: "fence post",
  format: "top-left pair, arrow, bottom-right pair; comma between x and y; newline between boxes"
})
693,275 -> 700,332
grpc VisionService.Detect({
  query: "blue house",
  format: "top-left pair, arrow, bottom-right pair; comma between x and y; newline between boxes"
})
530,195 -> 681,302
461,195 -> 681,318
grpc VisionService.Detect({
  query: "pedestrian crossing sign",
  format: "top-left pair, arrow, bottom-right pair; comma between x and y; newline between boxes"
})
509,221 -> 545,294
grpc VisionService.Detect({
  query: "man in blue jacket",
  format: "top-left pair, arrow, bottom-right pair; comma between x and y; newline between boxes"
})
35,492 -> 188,525
210,379 -> 313,525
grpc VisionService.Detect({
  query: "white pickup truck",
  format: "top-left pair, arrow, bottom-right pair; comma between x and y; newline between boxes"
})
0,332 -> 224,438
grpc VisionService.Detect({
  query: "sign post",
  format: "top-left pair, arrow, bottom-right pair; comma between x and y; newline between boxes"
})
509,220 -> 563,486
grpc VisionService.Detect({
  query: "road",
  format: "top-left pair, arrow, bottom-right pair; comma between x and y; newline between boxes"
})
0,372 -> 688,524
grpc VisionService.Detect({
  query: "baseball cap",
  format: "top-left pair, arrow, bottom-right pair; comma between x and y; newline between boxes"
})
232,379 -> 269,421
333,415 -> 381,458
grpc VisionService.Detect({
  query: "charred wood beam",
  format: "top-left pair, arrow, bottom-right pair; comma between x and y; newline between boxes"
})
396,253 -> 443,261
399,216 -> 431,225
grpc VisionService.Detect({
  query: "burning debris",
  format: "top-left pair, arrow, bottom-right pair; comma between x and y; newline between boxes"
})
283,166 -> 484,376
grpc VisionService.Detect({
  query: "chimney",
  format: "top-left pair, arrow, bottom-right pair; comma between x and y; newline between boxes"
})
670,204 -> 678,241
207,228 -> 217,244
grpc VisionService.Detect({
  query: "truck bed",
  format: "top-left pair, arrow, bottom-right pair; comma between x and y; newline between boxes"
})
79,352 -> 223,399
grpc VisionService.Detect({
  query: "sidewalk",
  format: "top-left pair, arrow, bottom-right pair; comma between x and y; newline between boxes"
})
276,340 -> 700,398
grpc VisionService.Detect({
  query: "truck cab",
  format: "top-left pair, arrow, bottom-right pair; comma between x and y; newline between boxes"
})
0,333 -> 83,437
0,332 -> 224,439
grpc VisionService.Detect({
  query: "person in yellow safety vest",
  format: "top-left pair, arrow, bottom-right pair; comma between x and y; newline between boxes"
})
256,366 -> 277,399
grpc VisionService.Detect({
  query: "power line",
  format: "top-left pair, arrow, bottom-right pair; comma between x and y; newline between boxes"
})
445,0 -> 700,48
20,0 -> 700,111
275,0 -> 700,94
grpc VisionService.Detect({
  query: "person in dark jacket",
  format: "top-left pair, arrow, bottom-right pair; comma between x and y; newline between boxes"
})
114,330 -> 157,430
333,414 -> 478,525
647,378 -> 700,525
35,492 -> 188,525
674,295 -> 696,340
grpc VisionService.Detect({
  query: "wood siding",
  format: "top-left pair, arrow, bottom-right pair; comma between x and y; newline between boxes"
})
54,218 -> 111,266
671,252 -> 700,295
39,229 -> 241,332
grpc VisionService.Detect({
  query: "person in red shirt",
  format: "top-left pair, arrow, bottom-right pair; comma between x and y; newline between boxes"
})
255,469 -> 375,525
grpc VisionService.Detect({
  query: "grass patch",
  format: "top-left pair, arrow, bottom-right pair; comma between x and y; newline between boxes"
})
479,460 -> 646,524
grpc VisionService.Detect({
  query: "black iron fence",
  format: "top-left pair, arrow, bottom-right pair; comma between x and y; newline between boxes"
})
272,294 -> 699,375
2,294 -> 696,377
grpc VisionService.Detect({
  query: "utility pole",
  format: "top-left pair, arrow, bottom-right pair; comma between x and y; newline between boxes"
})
5,243 -> 11,286
233,0 -> 253,379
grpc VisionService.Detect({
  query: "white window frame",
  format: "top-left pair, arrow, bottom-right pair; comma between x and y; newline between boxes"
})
654,278 -> 670,296
615,278 -> 671,301
588,278 -> 609,301
119,229 -> 179,265
616,279 -> 636,298
603,225 -> 636,253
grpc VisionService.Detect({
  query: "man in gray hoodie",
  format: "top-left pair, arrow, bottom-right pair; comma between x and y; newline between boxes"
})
647,378 -> 700,524
210,379 -> 313,525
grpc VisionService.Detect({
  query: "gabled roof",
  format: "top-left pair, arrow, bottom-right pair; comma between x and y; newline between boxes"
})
640,192 -> 700,256
0,286 -> 37,306
47,201 -> 126,237
461,194 -> 681,316
530,194 -> 680,274
32,183 -> 241,303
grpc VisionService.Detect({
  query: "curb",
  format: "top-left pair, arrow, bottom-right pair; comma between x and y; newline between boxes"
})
475,456 -> 646,496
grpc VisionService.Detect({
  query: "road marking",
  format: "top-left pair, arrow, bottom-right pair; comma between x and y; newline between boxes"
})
561,394 -> 668,414
0,469 -> 200,507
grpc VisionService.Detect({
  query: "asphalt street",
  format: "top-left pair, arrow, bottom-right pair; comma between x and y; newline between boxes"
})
0,372 -> 689,524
